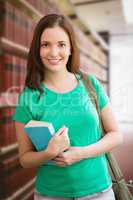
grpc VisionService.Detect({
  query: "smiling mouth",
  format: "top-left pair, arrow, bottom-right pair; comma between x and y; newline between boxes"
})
47,59 -> 62,65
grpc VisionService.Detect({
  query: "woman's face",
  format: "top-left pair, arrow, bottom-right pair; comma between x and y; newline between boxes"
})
40,26 -> 71,72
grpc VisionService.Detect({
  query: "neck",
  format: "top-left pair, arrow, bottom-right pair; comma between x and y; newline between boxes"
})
44,69 -> 72,85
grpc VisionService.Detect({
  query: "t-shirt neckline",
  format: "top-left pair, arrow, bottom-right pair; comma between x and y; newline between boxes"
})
41,73 -> 81,95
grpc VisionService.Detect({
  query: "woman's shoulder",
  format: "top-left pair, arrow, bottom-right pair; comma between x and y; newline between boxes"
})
19,87 -> 34,99
18,86 -> 41,106
78,71 -> 102,93
77,71 -> 98,85
87,74 -> 98,86
20,85 -> 43,96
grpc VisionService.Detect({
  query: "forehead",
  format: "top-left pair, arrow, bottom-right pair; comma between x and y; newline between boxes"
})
40,26 -> 70,42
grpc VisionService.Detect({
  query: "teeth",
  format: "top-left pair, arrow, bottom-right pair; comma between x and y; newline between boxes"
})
48,59 -> 61,64
49,59 -> 59,60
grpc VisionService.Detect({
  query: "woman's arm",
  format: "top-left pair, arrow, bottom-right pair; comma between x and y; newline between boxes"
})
53,103 -> 123,166
79,102 -> 123,159
15,122 -> 70,168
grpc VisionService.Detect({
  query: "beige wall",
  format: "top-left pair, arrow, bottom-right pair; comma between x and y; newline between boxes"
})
110,34 -> 133,189
110,34 -> 133,132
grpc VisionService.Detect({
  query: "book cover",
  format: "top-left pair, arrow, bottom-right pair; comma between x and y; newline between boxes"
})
24,120 -> 56,165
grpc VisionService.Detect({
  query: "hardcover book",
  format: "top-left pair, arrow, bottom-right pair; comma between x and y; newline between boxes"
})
24,120 -> 56,165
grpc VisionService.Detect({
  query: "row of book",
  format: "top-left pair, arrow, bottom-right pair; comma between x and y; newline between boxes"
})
0,1 -> 34,198
0,1 -> 36,48
0,152 -> 36,199
0,1 -> 60,200
0,52 -> 27,94
0,107 -> 17,147
0,1 -> 48,199
27,0 -> 60,16
74,26 -> 107,67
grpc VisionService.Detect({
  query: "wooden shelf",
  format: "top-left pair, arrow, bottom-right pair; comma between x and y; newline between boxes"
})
0,37 -> 29,57
4,178 -> 35,200
54,0 -> 75,16
7,0 -> 42,21
88,27 -> 109,51
0,143 -> 18,156
78,43 -> 107,68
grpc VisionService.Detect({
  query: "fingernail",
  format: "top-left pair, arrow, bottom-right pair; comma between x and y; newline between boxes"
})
59,130 -> 64,135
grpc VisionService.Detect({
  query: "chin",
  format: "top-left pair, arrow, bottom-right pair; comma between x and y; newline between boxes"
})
44,63 -> 67,72
45,66 -> 63,73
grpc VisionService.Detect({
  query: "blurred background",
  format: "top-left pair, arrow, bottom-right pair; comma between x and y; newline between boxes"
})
0,0 -> 133,199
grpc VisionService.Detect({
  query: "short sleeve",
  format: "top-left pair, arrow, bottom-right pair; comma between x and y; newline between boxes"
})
88,74 -> 109,111
12,89 -> 32,124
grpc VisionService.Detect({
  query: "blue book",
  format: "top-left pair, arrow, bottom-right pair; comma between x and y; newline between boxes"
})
24,120 -> 56,165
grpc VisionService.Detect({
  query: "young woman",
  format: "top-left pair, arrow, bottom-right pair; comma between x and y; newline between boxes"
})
13,14 -> 123,200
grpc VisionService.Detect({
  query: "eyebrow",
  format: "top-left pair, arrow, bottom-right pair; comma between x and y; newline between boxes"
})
41,40 -> 66,43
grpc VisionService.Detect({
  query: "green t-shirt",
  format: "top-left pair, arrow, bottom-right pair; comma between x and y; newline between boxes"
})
12,74 -> 112,198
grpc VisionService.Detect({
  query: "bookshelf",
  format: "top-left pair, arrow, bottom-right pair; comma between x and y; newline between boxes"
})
8,0 -> 42,21
77,42 -> 107,68
0,37 -> 29,57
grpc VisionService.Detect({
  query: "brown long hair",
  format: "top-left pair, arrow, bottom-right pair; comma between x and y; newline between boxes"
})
25,14 -> 80,95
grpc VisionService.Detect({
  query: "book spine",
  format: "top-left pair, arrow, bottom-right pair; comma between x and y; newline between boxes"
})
14,6 -> 19,44
4,2 -> 9,39
0,1 -> 14,41
21,57 -> 27,89
1,53 -> 13,93
21,11 -> 25,46
0,2 -> 5,38
23,12 -> 28,47
0,107 -> 17,147
8,1 -> 14,41
0,53 -> 4,93
0,53 -> 28,95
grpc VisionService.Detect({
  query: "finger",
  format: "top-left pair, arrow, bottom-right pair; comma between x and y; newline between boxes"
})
55,162 -> 66,167
63,127 -> 68,134
56,127 -> 67,136
56,153 -> 64,158
55,161 -> 65,165
53,157 -> 64,162
52,153 -> 63,159
56,154 -> 64,158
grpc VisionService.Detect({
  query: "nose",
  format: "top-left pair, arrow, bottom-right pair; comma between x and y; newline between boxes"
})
50,46 -> 59,57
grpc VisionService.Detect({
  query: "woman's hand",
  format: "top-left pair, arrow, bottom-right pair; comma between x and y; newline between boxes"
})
52,146 -> 83,167
46,127 -> 70,157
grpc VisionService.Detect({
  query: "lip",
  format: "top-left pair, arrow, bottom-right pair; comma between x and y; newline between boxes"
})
47,59 -> 61,65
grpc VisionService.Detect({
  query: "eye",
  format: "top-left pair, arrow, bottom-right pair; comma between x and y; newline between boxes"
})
59,43 -> 66,47
41,43 -> 49,48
